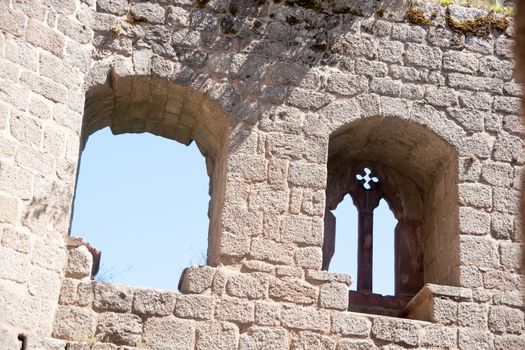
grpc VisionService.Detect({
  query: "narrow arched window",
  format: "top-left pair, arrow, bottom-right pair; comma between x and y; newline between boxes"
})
324,162 -> 423,316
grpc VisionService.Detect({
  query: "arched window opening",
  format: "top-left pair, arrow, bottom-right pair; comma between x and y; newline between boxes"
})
329,194 -> 358,291
324,117 -> 458,318
373,199 -> 396,296
329,196 -> 397,296
70,128 -> 209,291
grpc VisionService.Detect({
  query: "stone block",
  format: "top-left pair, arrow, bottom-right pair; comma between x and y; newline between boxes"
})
65,245 -> 93,279
132,289 -> 176,317
96,312 -> 142,346
130,2 -> 166,24
25,19 -> 64,57
0,195 -> 18,225
52,306 -> 97,341
219,231 -> 251,258
287,88 -> 334,110
291,331 -> 336,350
493,291 -> 524,309
459,207 -> 491,235
288,162 -> 326,188
492,187 -> 520,214
331,313 -> 371,337
295,247 -> 322,269
483,270 -> 521,291
0,246 -> 29,283
215,297 -> 254,324
269,278 -> 317,305
306,270 -> 353,286
97,0 -> 128,14
0,324 -> 21,350
459,236 -> 499,269
227,154 -> 267,181
391,24 -> 426,42
250,238 -> 294,264
458,328 -> 493,350
371,317 -> 421,346
239,327 -> 288,350
490,211 -> 514,239
421,326 -> 457,348
280,215 -> 323,246
443,50 -> 479,73
458,183 -> 492,208
175,295 -> 214,320
406,43 -> 442,68
458,303 -> 488,328
338,339 -> 376,350
326,72 -> 368,96
28,266 -> 61,300
77,281 -> 93,307
499,242 -> 521,271
425,86 -> 458,108
370,77 -> 402,97
255,301 -> 280,326
481,162 -> 514,187
143,316 -> 194,350
195,321 -> 238,350
226,272 -> 269,299
281,305 -> 330,332
448,73 -> 503,93
25,335 -> 66,350
319,283 -> 348,310
93,283 -> 134,313
179,265 -> 216,294
494,335 -> 525,350
59,278 -> 79,305
488,306 -> 524,334
479,56 -> 513,79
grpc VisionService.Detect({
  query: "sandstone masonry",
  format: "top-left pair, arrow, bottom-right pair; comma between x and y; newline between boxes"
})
0,0 -> 524,349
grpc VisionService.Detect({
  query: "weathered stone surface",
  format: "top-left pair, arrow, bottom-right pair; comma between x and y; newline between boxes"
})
458,328 -> 493,350
93,283 -> 134,313
319,283 -> 348,310
371,317 -> 421,346
331,313 -> 371,337
65,245 -> 92,279
488,306 -> 525,334
96,312 -> 142,346
269,278 -> 317,305
239,327 -> 288,350
52,306 -> 96,341
215,297 -> 254,324
196,321 -> 238,350
175,295 -> 215,320
281,305 -> 330,332
143,316 -> 194,350
227,272 -> 269,299
291,331 -> 336,350
255,301 -> 280,326
132,289 -> 176,317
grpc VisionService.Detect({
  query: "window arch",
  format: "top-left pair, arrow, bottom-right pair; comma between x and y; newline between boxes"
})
74,75 -> 231,275
324,117 -> 458,317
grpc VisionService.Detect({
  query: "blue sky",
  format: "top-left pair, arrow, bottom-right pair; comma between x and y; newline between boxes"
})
70,127 -> 396,295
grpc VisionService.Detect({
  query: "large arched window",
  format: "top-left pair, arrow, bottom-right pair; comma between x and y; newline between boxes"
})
71,74 -> 231,287
324,117 -> 458,317
70,128 -> 209,290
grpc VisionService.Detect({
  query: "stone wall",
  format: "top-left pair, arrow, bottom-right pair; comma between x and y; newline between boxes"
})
0,0 -> 523,349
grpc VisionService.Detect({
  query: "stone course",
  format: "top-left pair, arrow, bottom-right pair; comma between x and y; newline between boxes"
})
0,0 -> 524,349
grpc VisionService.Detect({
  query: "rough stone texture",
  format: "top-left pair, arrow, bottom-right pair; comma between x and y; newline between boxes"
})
1,0 -> 525,349
143,316 -> 195,350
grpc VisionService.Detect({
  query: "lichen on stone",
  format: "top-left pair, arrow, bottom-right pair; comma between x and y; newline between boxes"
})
405,8 -> 432,25
445,8 -> 509,36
